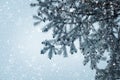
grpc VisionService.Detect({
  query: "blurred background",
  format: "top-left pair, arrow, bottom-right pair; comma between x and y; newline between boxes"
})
0,0 -> 96,80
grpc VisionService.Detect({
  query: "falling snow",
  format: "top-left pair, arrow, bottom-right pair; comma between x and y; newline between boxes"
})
0,0 -> 110,80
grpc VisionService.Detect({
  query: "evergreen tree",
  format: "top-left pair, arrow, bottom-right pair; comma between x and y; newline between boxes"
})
31,0 -> 120,79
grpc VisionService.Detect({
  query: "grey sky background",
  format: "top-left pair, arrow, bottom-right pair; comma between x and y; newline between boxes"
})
0,0 -> 100,80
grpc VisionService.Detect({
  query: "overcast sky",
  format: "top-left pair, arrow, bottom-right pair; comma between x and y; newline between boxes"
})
0,0 -> 97,80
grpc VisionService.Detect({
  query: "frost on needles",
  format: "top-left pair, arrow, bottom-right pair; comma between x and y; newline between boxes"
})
31,0 -> 120,80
